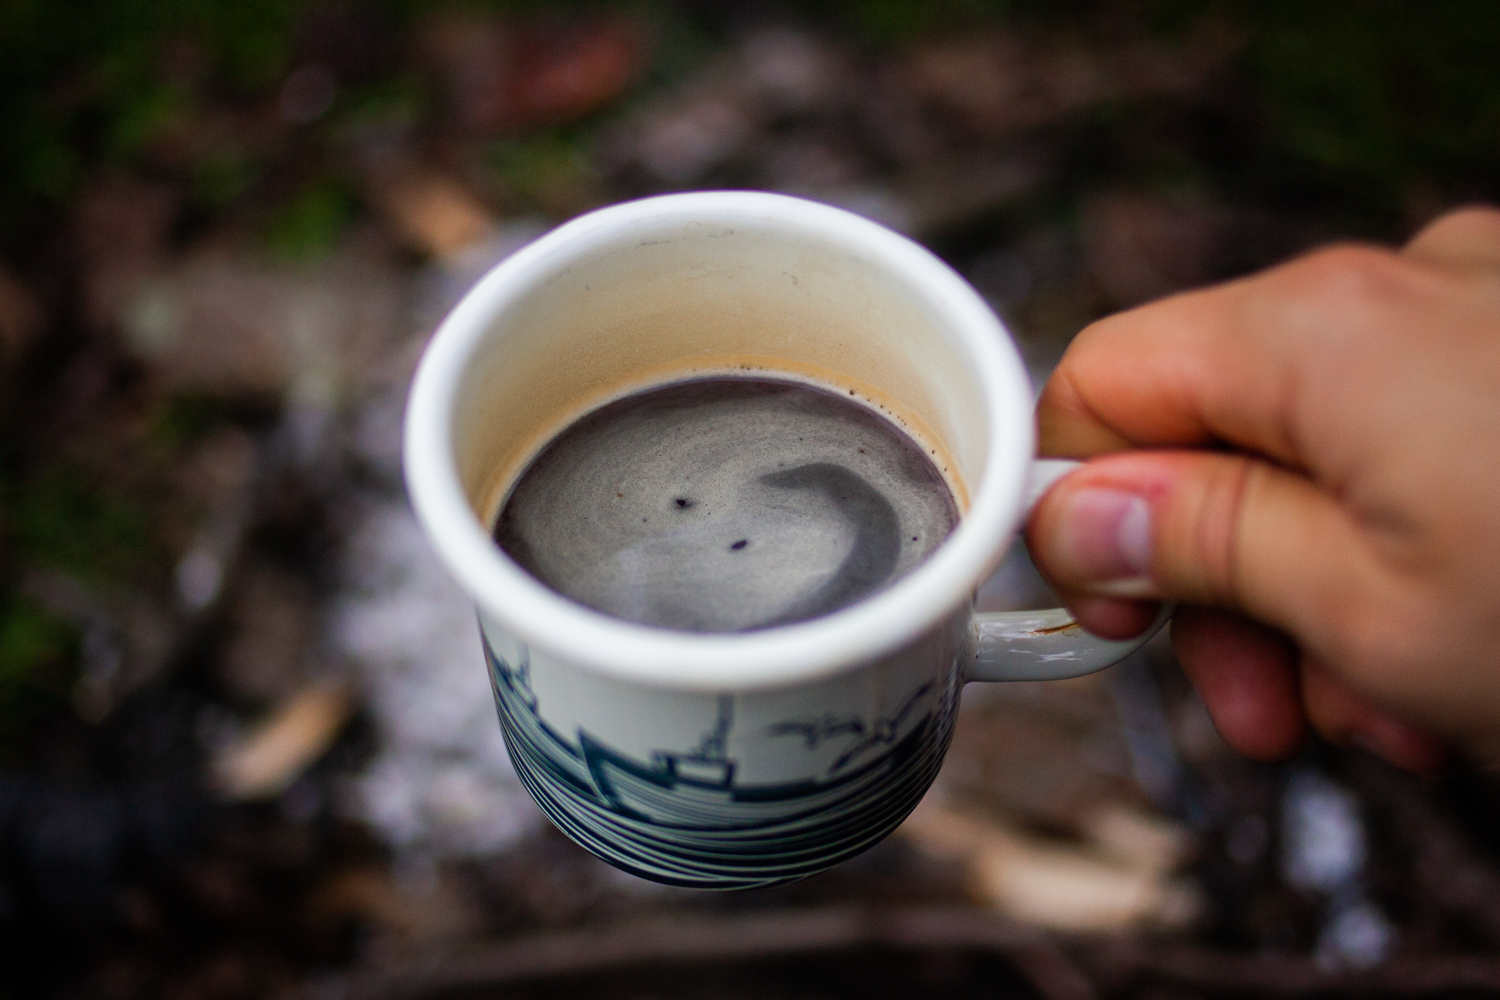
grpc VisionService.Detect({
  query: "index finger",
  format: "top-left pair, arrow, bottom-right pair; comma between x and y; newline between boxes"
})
1037,269 -> 1305,463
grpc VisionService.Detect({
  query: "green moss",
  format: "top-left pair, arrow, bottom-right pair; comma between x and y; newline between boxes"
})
191,149 -> 261,210
0,0 -> 303,231
337,75 -> 429,132
489,131 -> 594,209
1243,0 -> 1500,202
106,83 -> 195,161
145,392 -> 279,454
263,179 -> 359,263
0,595 -> 78,757
2,464 -> 154,586
0,597 -> 76,699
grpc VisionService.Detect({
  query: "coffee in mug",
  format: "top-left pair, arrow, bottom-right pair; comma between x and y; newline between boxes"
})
494,374 -> 959,632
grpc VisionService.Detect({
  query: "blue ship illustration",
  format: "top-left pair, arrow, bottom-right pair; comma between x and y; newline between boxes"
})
484,639 -> 956,888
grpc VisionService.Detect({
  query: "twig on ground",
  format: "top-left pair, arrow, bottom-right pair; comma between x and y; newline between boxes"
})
329,905 -> 1096,1000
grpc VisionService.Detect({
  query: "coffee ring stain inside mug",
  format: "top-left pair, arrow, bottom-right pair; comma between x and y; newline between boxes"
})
494,376 -> 959,632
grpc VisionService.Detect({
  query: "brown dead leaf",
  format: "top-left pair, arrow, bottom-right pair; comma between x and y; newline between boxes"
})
1083,802 -> 1193,874
213,680 -> 353,800
0,265 -> 43,359
369,170 -> 494,258
900,798 -> 1201,933
419,13 -> 645,133
307,866 -> 418,935
307,865 -> 484,949
511,19 -> 645,125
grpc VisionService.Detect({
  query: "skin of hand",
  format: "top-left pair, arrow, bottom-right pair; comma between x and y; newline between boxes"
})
1024,206 -> 1500,773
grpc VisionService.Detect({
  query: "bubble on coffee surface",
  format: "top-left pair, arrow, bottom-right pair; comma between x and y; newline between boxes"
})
494,376 -> 959,632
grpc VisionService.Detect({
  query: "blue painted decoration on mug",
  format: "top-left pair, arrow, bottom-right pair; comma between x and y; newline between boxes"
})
484,638 -> 958,888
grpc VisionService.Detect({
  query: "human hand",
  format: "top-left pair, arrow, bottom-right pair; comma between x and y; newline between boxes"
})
1024,207 -> 1500,772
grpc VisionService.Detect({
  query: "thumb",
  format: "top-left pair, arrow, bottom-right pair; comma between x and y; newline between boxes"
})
1026,449 -> 1398,657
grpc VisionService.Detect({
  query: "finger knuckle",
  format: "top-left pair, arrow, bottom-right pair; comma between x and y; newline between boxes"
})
1173,455 -> 1255,606
1253,244 -> 1429,358
1281,244 -> 1407,308
1417,204 -> 1500,242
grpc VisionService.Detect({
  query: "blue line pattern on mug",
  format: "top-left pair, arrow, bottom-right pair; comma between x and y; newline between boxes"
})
484,639 -> 957,889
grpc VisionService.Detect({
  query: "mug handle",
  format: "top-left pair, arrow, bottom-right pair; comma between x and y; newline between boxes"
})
968,459 -> 1173,682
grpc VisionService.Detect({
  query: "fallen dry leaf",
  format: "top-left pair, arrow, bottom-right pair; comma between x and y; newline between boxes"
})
0,265 -> 43,359
1083,802 -> 1193,874
899,797 -> 1201,933
370,171 -> 494,258
420,13 -> 646,132
213,680 -> 353,799
307,865 -> 484,947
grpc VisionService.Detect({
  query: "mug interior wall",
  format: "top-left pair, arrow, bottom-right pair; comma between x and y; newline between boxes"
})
451,217 -> 992,524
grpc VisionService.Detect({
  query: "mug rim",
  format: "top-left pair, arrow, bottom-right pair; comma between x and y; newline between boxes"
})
403,190 -> 1035,691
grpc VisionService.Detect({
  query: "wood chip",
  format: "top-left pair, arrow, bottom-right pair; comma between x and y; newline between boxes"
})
332,905 -> 1097,1000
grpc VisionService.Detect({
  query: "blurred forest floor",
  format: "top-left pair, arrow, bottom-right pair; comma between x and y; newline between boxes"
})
1,2 -> 1499,998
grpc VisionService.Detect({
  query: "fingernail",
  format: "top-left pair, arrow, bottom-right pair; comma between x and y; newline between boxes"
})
1052,487 -> 1157,595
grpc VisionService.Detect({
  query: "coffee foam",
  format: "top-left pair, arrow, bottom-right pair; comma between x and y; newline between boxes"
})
494,377 -> 959,633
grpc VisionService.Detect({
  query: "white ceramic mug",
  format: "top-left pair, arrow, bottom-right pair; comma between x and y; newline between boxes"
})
404,191 -> 1167,888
